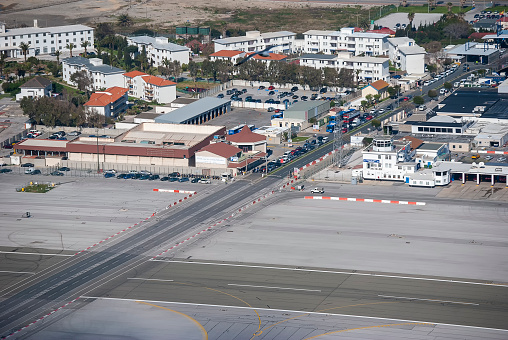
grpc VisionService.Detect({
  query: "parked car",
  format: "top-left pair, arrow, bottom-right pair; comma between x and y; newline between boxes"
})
21,163 -> 34,167
59,167 -> 70,171
191,177 -> 200,183
258,85 -> 265,90
148,174 -> 160,180
139,174 -> 150,180
104,169 -> 116,174
199,178 -> 211,184
0,168 -> 12,173
267,107 -> 275,112
178,177 -> 189,182
103,172 -> 115,178
217,93 -> 224,98
160,176 -> 169,181
51,171 -> 64,176
291,86 -> 298,92
169,177 -> 179,182
268,85 -> 275,90
310,187 -> 324,194
30,169 -> 42,175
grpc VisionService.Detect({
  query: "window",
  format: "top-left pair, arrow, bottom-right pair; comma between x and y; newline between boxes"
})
73,32 -> 76,35
36,40 -> 39,44
418,127 -> 423,132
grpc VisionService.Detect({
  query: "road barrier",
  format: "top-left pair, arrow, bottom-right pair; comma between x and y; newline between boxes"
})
304,196 -> 426,205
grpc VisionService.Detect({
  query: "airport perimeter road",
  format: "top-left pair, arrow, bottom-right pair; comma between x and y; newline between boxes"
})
104,260 -> 508,330
0,176 -> 281,338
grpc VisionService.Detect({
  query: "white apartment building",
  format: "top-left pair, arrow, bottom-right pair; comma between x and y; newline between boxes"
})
62,57 -> 125,90
303,28 -> 389,56
127,36 -> 190,67
388,37 -> 426,74
213,30 -> 296,54
362,136 -> 417,181
123,71 -> 176,104
299,52 -> 390,82
0,20 -> 94,58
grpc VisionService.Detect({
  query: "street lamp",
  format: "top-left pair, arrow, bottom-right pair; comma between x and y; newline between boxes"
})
96,127 -> 100,174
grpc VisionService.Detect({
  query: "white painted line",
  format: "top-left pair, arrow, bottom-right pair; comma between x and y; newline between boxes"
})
0,251 -> 74,257
80,296 -> 508,333
228,283 -> 321,292
378,295 -> 479,306
0,270 -> 35,275
128,278 -> 174,282
152,260 -> 508,288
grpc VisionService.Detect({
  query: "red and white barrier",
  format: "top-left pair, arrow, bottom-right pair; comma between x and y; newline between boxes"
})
305,196 -> 426,205
152,190 -> 275,259
475,150 -> 508,155
74,192 -> 196,256
2,298 -> 80,339
153,189 -> 196,194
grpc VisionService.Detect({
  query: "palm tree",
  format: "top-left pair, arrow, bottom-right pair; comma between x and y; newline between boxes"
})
117,14 -> 133,27
54,50 -> 61,64
407,12 -> 415,30
81,40 -> 90,55
402,0 -> 408,7
355,69 -> 361,86
66,43 -> 76,57
19,42 -> 30,62
447,2 -> 453,12
0,52 -> 6,77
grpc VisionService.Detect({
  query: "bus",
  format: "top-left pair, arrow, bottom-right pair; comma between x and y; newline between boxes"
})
228,125 -> 246,135
326,122 -> 336,133
342,110 -> 360,124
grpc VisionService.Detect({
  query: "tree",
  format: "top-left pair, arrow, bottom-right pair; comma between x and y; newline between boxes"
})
117,14 -> 133,27
95,23 -> 115,41
443,82 -> 453,90
407,12 -> 415,30
355,69 -> 361,86
413,95 -> 424,105
0,52 -> 6,77
66,43 -> 76,57
444,22 -> 470,39
48,62 -> 60,77
371,119 -> 381,128
70,70 -> 93,93
447,2 -> 453,12
19,42 -> 30,62
428,89 -> 438,99
188,61 -> 199,80
81,40 -> 91,55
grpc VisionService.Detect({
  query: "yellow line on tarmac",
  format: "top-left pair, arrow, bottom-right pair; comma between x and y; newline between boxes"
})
136,300 -> 208,340
303,322 -> 435,339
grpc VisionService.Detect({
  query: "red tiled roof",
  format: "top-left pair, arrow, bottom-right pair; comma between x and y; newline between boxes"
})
226,126 -> 266,143
367,28 -> 395,35
84,87 -> 128,107
468,32 -> 492,39
210,50 -> 244,58
370,79 -> 390,91
123,70 -> 147,78
199,142 -> 242,158
141,75 -> 176,87
248,52 -> 288,61
497,17 -> 508,22
354,27 -> 363,32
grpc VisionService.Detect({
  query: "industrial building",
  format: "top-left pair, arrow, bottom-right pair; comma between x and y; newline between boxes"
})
154,97 -> 231,125
271,100 -> 330,131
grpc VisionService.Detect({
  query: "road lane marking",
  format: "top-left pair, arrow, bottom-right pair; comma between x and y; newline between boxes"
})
0,251 -> 74,257
136,301 -> 208,340
80,297 -> 508,333
128,278 -> 174,282
153,260 -> 508,288
0,271 -> 35,275
228,283 -> 321,292
378,295 -> 479,306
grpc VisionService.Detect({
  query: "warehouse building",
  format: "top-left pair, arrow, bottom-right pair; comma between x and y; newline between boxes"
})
272,100 -> 330,131
154,97 -> 231,125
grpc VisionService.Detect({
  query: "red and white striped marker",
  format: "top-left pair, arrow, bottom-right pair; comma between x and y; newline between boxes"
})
2,298 -> 80,339
476,150 -> 508,155
305,196 -> 426,205
152,190 -> 276,259
74,192 -> 196,256
153,189 -> 197,194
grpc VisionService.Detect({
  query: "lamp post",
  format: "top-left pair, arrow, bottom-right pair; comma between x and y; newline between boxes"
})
96,127 -> 100,174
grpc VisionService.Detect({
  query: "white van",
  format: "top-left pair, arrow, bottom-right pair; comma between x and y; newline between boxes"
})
439,88 -> 448,95
418,105 -> 427,111
453,82 -> 460,88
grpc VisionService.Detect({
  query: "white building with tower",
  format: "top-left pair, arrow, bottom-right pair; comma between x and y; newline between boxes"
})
0,20 -> 94,58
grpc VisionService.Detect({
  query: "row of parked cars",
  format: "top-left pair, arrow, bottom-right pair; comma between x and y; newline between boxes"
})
253,136 -> 328,173
106,170 -> 211,183
423,64 -> 458,87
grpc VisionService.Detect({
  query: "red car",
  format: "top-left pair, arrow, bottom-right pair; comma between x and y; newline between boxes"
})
366,115 -> 373,121
268,85 -> 275,90
341,127 -> 348,133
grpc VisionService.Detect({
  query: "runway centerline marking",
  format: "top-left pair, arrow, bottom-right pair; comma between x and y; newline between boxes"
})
228,283 -> 321,292
0,251 -> 74,257
378,295 -> 479,306
153,260 -> 508,288
0,270 -> 35,275
128,278 -> 174,282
